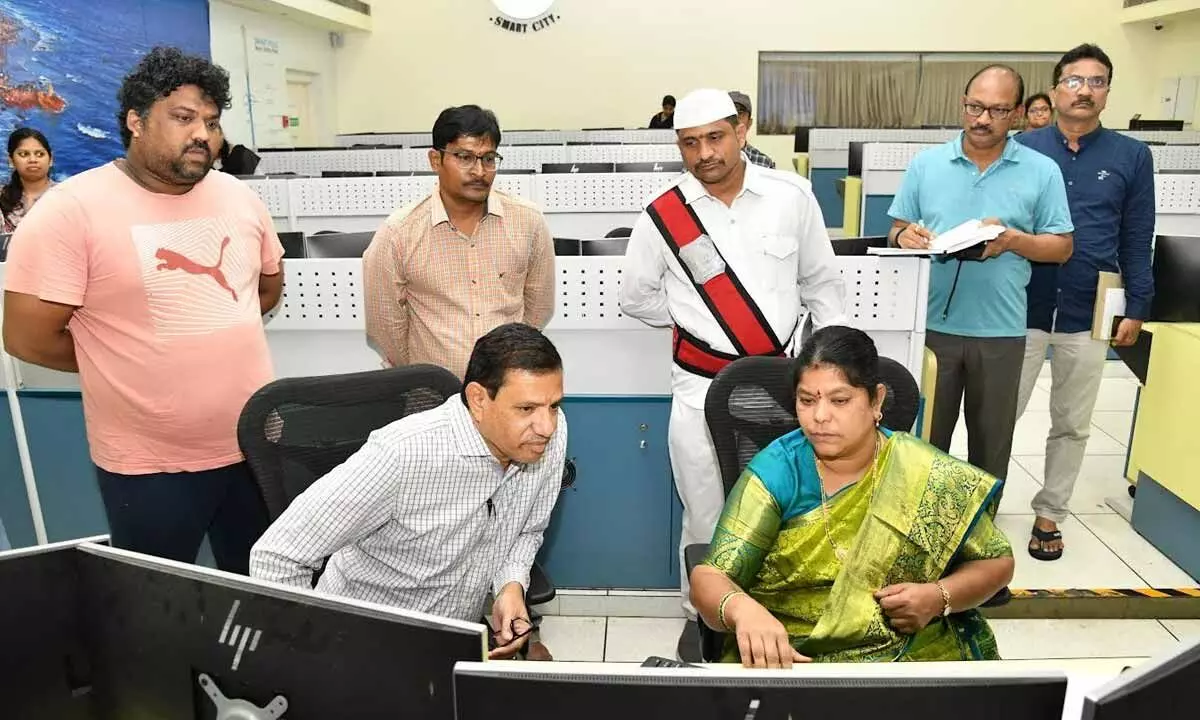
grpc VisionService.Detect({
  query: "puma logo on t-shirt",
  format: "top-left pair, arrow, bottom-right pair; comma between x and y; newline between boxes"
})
155,236 -> 238,301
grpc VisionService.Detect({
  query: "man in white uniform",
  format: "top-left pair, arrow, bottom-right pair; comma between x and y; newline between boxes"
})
619,88 -> 847,660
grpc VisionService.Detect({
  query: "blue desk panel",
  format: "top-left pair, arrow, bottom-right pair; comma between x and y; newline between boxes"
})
0,399 -> 36,548
863,194 -> 896,237
18,390 -> 685,588
17,390 -> 107,542
537,396 -> 682,589
811,167 -> 847,228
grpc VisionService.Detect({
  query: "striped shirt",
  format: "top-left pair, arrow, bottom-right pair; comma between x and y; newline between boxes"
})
363,188 -> 555,379
249,397 -> 567,621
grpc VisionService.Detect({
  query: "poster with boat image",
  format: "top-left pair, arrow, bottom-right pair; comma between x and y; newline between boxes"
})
0,0 -> 210,179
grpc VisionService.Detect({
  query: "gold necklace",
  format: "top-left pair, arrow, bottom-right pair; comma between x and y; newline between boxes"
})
815,432 -> 882,563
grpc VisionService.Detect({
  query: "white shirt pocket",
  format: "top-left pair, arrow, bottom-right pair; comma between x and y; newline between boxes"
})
760,233 -> 797,291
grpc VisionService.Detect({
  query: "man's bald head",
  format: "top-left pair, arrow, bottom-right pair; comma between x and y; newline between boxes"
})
964,64 -> 1025,107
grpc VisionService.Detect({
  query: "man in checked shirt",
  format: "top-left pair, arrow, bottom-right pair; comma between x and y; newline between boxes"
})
363,105 -> 556,380
250,323 -> 566,660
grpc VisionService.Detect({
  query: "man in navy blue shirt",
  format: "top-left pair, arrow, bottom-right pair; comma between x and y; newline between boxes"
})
1015,44 -> 1154,562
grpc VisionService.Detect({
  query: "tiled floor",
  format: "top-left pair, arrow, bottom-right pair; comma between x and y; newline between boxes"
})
536,362 -> 1199,665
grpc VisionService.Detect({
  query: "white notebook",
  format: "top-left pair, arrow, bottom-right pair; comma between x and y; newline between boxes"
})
868,219 -> 1006,256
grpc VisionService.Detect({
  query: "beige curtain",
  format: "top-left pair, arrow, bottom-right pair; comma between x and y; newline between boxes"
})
910,61 -> 1056,126
815,61 -> 921,128
758,59 -> 819,134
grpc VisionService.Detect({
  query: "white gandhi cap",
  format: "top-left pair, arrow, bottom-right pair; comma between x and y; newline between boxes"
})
672,88 -> 738,131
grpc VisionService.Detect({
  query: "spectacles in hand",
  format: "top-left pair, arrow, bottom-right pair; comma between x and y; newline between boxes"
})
1057,75 -> 1109,92
963,102 -> 1014,120
440,148 -> 504,171
488,616 -> 534,650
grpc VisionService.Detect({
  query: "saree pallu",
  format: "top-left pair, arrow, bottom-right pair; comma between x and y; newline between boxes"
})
706,431 -> 1009,663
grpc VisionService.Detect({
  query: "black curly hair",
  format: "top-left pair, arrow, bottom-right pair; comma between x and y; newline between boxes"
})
116,46 -> 232,149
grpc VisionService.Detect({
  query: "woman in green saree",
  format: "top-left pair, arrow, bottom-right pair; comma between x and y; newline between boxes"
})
691,326 -> 1014,669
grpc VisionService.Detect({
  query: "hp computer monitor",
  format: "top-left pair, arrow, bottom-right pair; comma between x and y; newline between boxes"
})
542,162 -> 615,174
453,663 -> 1069,720
3,543 -> 487,720
1150,234 -> 1200,322
304,231 -> 375,258
1081,638 -> 1200,719
616,161 -> 684,173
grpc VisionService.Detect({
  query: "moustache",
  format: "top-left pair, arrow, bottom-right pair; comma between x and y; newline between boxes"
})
183,143 -> 211,157
1073,100 -> 1094,107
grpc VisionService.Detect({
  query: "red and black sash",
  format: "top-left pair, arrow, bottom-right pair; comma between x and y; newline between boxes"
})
646,186 -> 792,378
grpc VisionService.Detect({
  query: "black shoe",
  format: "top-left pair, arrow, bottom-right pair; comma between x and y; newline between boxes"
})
676,620 -> 702,663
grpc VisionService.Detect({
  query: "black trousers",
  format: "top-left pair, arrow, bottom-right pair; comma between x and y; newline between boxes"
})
95,461 -> 269,575
925,331 -> 1026,497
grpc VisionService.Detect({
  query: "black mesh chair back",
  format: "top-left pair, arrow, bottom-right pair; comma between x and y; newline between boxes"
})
238,364 -> 461,520
704,355 -> 920,498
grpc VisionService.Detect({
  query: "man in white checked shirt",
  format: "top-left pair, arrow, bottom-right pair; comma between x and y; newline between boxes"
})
620,88 -> 847,661
250,324 -> 566,660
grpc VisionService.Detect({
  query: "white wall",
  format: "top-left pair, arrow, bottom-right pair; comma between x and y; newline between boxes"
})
333,0 -> 1167,142
209,0 -> 339,148
1145,13 -> 1200,124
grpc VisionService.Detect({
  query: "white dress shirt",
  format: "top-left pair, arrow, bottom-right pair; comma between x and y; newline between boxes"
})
619,159 -> 848,408
249,397 -> 566,622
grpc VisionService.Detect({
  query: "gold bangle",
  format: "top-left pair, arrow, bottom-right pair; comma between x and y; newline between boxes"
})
718,590 -> 745,631
936,581 -> 952,617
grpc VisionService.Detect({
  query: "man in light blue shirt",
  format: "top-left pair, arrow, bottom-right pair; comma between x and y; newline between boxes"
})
888,65 -> 1073,496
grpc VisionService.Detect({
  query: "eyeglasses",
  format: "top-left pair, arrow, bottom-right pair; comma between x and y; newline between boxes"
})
1057,75 -> 1109,92
488,617 -> 534,650
963,102 -> 1015,120
439,148 -> 504,171
1027,106 -> 1052,116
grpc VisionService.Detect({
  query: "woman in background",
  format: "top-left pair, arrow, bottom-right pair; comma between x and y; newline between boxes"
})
1024,93 -> 1053,131
1,128 -> 54,233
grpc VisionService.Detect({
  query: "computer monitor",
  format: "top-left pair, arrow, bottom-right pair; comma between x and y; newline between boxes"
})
278,231 -> 305,259
542,162 -> 615,174
848,140 -> 865,176
554,238 -> 581,255
1081,637 -> 1200,719
615,161 -> 684,173
1150,235 -> 1200,322
77,544 -> 487,720
304,231 -> 376,258
794,126 -> 810,153
581,237 -> 628,255
1129,118 -> 1184,131
453,663 -> 1069,720
0,538 -> 107,720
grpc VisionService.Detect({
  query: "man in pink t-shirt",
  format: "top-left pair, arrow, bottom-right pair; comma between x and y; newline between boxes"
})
2,47 -> 283,574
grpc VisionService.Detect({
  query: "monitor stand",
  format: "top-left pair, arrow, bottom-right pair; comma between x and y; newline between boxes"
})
199,674 -> 288,720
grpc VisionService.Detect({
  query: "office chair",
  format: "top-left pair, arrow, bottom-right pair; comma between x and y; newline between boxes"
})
237,364 -> 558,607
683,354 -> 924,661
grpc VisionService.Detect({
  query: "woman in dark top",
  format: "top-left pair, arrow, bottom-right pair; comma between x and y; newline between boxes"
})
1,128 -> 54,233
